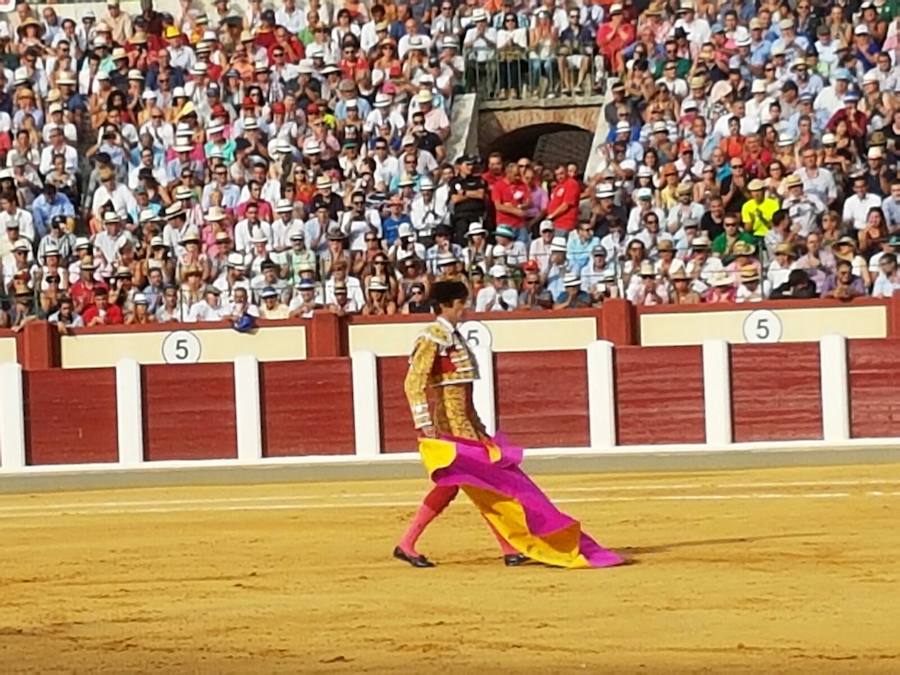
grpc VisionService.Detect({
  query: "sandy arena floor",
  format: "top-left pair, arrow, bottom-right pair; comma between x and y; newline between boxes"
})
0,462 -> 898,673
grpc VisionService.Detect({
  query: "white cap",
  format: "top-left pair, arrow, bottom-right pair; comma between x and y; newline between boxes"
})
539,219 -> 554,232
550,236 -> 568,252
489,264 -> 508,278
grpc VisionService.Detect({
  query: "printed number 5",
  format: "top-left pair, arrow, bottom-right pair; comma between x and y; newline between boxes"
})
755,318 -> 770,341
466,329 -> 480,346
175,338 -> 189,360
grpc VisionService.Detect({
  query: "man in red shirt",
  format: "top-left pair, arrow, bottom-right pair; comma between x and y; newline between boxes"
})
82,286 -> 124,326
68,257 -> 108,314
825,93 -> 868,143
546,164 -> 580,234
482,152 -> 504,188
491,160 -> 532,239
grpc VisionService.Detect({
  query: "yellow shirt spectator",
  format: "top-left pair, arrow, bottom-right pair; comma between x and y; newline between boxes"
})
742,180 -> 780,236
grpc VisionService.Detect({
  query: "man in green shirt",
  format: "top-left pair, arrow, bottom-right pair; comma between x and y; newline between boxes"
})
712,213 -> 757,258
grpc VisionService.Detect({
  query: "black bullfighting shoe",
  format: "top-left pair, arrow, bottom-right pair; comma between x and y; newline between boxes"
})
503,553 -> 529,567
393,546 -> 436,568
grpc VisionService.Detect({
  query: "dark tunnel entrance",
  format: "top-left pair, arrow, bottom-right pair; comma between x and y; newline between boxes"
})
484,123 -> 593,172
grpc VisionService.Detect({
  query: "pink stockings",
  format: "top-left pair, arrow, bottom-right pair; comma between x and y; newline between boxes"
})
398,484 -> 517,557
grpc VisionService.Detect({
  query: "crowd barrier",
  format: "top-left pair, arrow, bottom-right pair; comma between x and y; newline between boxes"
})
1,331 -> 898,475
2,297 -> 899,371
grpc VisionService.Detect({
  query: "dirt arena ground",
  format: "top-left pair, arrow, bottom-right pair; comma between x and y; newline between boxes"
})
1,462 -> 898,674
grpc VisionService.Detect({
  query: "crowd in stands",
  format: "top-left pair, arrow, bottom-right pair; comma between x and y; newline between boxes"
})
0,0 -> 897,332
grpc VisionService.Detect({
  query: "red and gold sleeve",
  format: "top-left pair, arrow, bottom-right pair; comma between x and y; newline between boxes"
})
404,336 -> 436,429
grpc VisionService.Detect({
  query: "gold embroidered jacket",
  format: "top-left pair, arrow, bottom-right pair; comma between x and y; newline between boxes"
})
403,317 -> 481,433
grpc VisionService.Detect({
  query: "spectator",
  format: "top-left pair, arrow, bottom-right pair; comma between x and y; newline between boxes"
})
82,286 -> 124,325
476,264 -> 518,312
554,272 -> 592,309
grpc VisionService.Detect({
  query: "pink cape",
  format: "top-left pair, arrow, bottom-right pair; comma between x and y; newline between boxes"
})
419,433 -> 625,568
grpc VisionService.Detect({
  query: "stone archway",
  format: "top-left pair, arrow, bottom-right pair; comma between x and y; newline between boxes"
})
484,123 -> 594,171
476,103 -> 599,170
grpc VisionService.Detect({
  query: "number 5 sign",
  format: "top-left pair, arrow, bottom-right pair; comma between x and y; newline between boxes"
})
161,330 -> 202,364
742,309 -> 783,344
458,320 -> 493,350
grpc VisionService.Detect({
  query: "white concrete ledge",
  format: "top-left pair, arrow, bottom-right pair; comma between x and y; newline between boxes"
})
819,334 -> 850,442
115,358 -> 144,466
702,340 -> 732,447
351,351 -> 381,458
0,362 -> 26,471
234,355 -> 263,462
472,343 -> 496,436
587,340 -> 616,449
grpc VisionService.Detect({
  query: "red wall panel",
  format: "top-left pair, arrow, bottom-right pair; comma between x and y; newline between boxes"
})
378,356 -> 418,453
142,363 -> 237,460
849,339 -> 900,438
730,344 -> 823,442
495,351 -> 590,448
24,368 -> 118,465
260,359 -> 354,456
615,346 -> 705,445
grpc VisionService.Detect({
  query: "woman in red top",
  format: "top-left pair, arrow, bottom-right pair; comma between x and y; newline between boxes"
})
595,5 -> 635,75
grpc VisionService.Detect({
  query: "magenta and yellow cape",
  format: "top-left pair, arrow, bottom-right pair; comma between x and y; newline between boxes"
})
419,433 -> 625,568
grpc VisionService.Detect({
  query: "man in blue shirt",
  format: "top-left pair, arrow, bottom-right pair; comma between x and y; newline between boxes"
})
31,183 -> 74,240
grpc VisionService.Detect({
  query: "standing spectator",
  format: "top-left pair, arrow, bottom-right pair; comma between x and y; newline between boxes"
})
546,164 -> 580,235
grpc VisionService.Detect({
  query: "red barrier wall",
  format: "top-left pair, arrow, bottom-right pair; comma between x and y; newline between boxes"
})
614,346 -> 706,445
730,344 -> 823,442
848,339 -> 900,438
141,363 -> 237,460
495,351 -> 590,448
24,368 -> 118,465
260,359 -> 354,456
377,356 -> 417,453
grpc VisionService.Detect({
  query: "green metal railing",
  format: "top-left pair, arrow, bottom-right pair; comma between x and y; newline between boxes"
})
463,47 -> 605,101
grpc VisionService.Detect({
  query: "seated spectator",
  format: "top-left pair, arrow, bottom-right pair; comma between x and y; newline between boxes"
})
476,265 -> 518,312
82,286 -> 124,325
771,269 -> 818,300
554,272 -> 593,309
259,286 -> 291,319
821,259 -> 867,301
872,254 -> 900,298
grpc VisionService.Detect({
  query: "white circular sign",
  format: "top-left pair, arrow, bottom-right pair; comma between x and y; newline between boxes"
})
742,309 -> 783,344
161,330 -> 202,364
458,320 -> 493,349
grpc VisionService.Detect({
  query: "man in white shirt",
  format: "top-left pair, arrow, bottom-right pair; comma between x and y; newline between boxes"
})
529,221 -> 557,276
39,125 -> 79,175
91,166 -> 138,221
0,194 -> 35,242
842,174 -> 882,231
275,0 -> 306,34
463,9 -> 498,63
873,254 -> 900,298
233,202 -> 273,253
324,262 -> 365,308
186,287 -> 227,322
796,148 -> 837,206
476,264 -> 519,311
